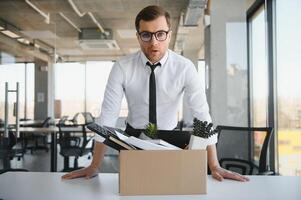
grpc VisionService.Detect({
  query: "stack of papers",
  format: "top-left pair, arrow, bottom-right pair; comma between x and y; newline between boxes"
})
87,123 -> 181,151
115,130 -> 181,150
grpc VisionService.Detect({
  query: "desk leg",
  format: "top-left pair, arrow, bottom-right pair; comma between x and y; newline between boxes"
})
51,132 -> 57,172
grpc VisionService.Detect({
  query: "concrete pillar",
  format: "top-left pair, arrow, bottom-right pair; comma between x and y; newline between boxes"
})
34,59 -> 49,120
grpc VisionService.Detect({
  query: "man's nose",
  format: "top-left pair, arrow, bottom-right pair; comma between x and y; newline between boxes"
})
150,34 -> 159,44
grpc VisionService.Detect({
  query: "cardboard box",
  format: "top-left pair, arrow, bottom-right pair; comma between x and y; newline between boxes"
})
119,150 -> 207,195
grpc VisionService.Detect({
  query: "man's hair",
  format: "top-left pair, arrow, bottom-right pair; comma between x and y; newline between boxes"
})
135,5 -> 171,32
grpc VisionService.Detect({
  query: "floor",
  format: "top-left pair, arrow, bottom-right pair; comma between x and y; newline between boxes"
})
0,141 -> 120,173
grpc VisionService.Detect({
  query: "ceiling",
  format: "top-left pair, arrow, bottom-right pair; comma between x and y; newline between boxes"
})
0,0 -> 205,63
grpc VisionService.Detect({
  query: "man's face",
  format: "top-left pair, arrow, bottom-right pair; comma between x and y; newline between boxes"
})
136,16 -> 171,63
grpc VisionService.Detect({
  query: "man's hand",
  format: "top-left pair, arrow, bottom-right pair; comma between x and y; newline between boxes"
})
207,144 -> 249,182
211,166 -> 250,182
61,141 -> 106,180
61,165 -> 98,180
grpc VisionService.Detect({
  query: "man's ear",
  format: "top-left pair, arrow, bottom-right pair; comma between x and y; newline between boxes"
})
168,30 -> 172,38
136,32 -> 139,40
167,30 -> 172,41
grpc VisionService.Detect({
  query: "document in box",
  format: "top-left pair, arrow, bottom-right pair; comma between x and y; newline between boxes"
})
115,130 -> 181,150
146,139 -> 181,149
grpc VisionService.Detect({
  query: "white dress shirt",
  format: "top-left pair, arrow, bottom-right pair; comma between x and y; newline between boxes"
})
95,49 -> 216,144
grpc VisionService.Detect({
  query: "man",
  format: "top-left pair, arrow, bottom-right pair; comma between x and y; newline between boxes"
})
62,5 -> 249,182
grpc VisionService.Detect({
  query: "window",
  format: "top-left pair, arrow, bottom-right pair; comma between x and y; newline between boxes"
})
54,61 -> 127,120
0,62 -> 34,122
86,61 -> 116,117
226,22 -> 248,125
275,0 -> 301,176
249,5 -> 268,127
55,62 -> 85,117
248,0 -> 301,175
248,4 -> 269,166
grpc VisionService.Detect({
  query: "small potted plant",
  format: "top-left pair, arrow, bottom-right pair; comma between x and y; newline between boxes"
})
188,118 -> 218,150
144,123 -> 158,139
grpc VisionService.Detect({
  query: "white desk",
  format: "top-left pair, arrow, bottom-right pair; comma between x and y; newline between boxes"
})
0,172 -> 300,200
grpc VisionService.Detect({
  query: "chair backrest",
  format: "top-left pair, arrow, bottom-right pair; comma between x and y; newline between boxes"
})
0,131 -> 17,159
82,112 -> 94,124
216,126 -> 274,174
0,118 -> 4,128
57,124 -> 90,155
71,113 -> 81,125
41,117 -> 52,127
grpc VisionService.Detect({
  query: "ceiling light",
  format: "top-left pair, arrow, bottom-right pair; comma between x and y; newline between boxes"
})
17,38 -> 30,45
34,43 -> 40,49
1,30 -> 20,38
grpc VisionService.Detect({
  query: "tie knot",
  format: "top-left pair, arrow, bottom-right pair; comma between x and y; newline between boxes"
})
146,62 -> 161,71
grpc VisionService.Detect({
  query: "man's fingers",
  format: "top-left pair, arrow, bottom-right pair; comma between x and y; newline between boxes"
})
61,171 -> 85,180
211,167 -> 250,182
223,171 -> 249,182
85,173 -> 98,179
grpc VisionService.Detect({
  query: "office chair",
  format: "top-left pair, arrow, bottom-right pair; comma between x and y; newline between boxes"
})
216,126 -> 274,175
0,131 -> 28,173
58,124 -> 93,172
25,117 -> 51,153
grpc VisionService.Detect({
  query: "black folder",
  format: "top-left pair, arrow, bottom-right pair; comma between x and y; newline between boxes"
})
87,123 -> 136,151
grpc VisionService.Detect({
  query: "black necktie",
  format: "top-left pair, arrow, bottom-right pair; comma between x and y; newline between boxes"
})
146,61 -> 161,125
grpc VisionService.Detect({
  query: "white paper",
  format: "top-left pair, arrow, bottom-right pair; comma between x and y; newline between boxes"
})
115,130 -> 179,150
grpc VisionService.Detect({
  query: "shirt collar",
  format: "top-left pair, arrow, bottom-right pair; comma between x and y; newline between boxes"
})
140,50 -> 169,67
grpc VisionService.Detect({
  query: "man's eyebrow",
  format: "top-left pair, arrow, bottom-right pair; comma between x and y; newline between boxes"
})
139,29 -> 169,33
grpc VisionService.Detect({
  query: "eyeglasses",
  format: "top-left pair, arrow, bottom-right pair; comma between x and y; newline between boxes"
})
138,30 -> 170,42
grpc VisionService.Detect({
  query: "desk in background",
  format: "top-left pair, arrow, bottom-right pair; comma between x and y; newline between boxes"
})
1,126 -> 93,172
0,172 -> 300,200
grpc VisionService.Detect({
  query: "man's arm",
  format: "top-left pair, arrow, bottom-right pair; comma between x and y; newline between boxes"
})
207,144 -> 249,182
183,61 -> 249,182
62,141 -> 106,179
62,62 -> 125,180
